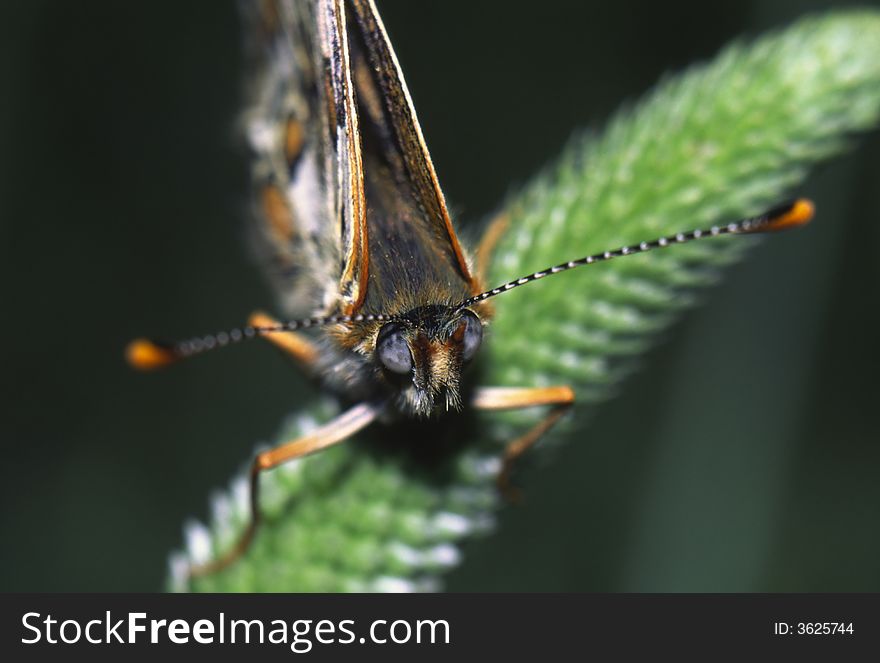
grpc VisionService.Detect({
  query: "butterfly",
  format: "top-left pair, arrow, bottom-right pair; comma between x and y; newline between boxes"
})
126,0 -> 813,578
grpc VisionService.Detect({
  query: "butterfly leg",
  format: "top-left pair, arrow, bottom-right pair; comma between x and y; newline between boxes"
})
472,386 -> 575,501
475,212 -> 509,284
249,311 -> 320,372
188,401 -> 382,579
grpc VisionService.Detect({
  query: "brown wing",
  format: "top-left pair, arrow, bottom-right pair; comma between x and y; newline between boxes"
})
344,0 -> 480,315
315,0 -> 369,314
244,0 -> 368,316
247,0 -> 476,319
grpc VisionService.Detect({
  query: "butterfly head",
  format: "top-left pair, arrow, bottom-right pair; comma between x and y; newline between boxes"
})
372,305 -> 484,417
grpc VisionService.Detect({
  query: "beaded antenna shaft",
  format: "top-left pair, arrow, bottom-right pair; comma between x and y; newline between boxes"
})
127,198 -> 813,370
127,313 -> 398,368
458,198 -> 813,309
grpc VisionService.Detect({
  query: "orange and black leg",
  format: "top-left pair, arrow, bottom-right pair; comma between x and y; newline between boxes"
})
475,212 -> 510,286
189,400 -> 383,578
247,311 -> 319,372
472,385 -> 575,501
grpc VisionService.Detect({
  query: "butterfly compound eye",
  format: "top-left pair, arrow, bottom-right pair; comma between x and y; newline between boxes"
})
460,310 -> 483,362
376,323 -> 413,375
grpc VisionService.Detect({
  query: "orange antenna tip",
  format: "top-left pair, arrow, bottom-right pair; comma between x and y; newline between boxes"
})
764,198 -> 814,232
126,338 -> 178,371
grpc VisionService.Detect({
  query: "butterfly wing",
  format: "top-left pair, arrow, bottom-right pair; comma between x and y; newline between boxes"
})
246,0 -> 478,320
245,0 -> 367,317
345,0 -> 480,315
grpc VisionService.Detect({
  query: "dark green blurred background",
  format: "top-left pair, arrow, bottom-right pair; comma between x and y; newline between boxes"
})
1,0 -> 878,591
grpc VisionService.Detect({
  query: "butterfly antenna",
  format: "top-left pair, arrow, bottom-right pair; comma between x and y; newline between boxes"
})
126,312 -> 397,370
457,198 -> 814,310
